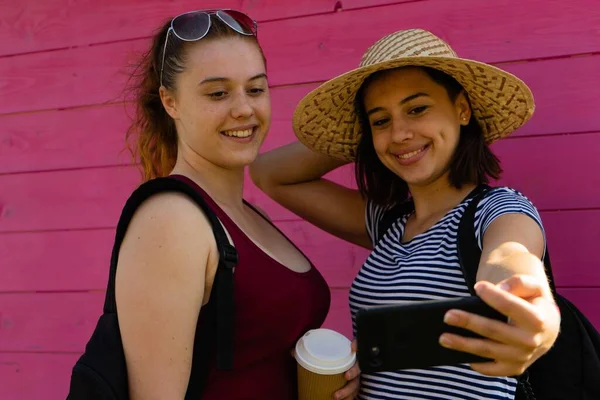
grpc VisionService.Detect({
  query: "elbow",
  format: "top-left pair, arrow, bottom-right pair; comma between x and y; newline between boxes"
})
487,242 -> 544,277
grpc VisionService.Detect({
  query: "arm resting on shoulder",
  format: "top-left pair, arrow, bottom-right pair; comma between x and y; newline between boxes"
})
250,141 -> 371,248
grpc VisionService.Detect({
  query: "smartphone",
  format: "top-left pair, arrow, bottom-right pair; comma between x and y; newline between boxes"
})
355,296 -> 507,373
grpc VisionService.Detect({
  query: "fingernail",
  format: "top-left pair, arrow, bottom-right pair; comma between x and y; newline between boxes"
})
474,282 -> 483,294
439,335 -> 452,347
444,311 -> 458,324
499,283 -> 511,292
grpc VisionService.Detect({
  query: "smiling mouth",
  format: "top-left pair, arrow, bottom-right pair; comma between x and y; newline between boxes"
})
221,127 -> 255,138
396,145 -> 428,159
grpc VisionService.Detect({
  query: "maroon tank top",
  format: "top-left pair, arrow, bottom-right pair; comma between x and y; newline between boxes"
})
172,175 -> 331,399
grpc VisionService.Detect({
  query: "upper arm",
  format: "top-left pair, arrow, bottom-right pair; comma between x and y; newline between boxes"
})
270,177 -> 370,248
250,142 -> 370,249
475,190 -> 547,285
115,192 -> 215,400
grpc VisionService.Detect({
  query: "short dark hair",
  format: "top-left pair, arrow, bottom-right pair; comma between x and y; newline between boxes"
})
354,66 -> 502,207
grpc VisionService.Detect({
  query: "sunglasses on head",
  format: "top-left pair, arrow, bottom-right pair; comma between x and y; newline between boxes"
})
160,9 -> 258,86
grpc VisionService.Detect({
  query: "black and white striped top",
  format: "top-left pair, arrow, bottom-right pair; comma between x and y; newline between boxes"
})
349,187 -> 545,400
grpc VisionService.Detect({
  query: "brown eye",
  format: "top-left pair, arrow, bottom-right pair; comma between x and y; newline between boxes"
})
208,91 -> 227,99
248,88 -> 265,96
371,117 -> 390,127
409,106 -> 428,115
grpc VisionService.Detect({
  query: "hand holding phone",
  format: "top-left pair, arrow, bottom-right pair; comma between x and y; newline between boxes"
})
355,296 -> 507,373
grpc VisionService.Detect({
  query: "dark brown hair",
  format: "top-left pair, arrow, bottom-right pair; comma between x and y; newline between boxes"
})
125,15 -> 264,180
354,66 -> 502,206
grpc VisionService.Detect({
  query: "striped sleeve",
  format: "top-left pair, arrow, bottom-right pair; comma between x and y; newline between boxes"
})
474,187 -> 546,250
365,199 -> 387,245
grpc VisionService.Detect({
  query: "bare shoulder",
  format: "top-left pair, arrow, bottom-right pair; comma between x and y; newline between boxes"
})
120,191 -> 216,265
115,191 -> 217,399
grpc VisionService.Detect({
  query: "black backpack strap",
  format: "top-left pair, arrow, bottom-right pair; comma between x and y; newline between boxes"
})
457,185 -> 560,400
457,185 -> 492,295
102,176 -> 237,398
457,184 -> 556,294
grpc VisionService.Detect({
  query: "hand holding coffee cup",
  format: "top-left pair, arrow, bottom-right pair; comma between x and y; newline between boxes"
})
294,328 -> 357,400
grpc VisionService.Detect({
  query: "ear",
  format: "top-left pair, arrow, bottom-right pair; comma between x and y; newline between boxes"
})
455,90 -> 472,126
159,86 -> 180,120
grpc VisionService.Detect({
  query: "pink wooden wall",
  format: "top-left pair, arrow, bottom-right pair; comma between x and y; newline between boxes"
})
1,0 -> 599,398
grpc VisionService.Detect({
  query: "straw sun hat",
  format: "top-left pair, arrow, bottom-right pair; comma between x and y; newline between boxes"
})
292,29 -> 535,161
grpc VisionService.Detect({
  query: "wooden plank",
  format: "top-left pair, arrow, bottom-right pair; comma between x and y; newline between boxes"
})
2,288 -> 599,354
0,219 -> 364,292
0,289 -> 354,351
0,352 -> 77,400
543,211 -> 600,288
0,0 -> 351,58
559,289 -> 600,330
4,51 -> 600,174
0,162 -> 356,232
493,132 -> 600,211
2,209 -> 598,292
1,130 -> 599,233
0,0 -> 244,57
341,0 -> 423,9
259,0 -> 600,86
0,84 -> 319,174
0,166 -> 141,233
0,39 -> 147,115
322,288 -> 353,339
0,292 -> 105,353
4,50 -> 600,174
241,0 -> 337,20
3,1 -> 600,114
0,229 -> 113,292
2,0 -> 598,60
0,290 -> 596,399
0,104 -> 133,174
508,56 -> 600,137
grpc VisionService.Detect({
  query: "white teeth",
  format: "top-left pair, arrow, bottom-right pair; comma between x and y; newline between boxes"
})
223,128 -> 253,138
397,147 -> 425,159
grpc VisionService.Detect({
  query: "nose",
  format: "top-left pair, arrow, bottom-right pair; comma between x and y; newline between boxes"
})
230,90 -> 254,119
390,120 -> 414,142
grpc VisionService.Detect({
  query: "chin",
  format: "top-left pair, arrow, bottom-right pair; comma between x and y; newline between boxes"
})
231,152 -> 260,168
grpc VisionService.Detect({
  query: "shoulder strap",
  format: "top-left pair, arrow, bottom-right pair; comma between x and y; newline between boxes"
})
103,176 -> 237,398
457,185 -> 557,294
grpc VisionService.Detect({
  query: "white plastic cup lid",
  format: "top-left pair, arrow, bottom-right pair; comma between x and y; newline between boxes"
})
294,328 -> 356,375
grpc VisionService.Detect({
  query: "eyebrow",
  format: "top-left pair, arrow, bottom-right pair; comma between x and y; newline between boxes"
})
366,92 -> 430,116
199,73 -> 268,85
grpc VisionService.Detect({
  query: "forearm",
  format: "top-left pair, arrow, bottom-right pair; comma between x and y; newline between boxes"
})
250,141 -> 348,189
478,242 -> 548,288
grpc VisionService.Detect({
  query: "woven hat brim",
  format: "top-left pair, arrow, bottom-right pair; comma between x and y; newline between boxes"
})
293,56 -> 535,161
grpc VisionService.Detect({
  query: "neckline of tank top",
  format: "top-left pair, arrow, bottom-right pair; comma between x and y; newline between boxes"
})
168,174 -> 318,278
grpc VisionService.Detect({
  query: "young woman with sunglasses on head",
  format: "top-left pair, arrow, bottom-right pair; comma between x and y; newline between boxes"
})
114,9 -> 359,400
250,29 -> 561,399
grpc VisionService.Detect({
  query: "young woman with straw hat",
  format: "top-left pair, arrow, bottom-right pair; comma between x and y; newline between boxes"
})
250,29 -> 560,399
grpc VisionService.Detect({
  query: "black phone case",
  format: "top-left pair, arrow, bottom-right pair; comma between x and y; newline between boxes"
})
355,296 -> 507,373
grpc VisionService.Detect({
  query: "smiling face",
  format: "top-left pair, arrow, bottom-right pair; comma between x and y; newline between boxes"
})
160,36 -> 271,170
362,67 -> 471,189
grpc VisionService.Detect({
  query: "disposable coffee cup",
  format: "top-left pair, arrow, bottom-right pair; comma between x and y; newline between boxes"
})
295,328 -> 356,400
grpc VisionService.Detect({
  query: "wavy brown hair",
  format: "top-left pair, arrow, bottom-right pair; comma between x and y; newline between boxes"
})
125,14 -> 264,181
